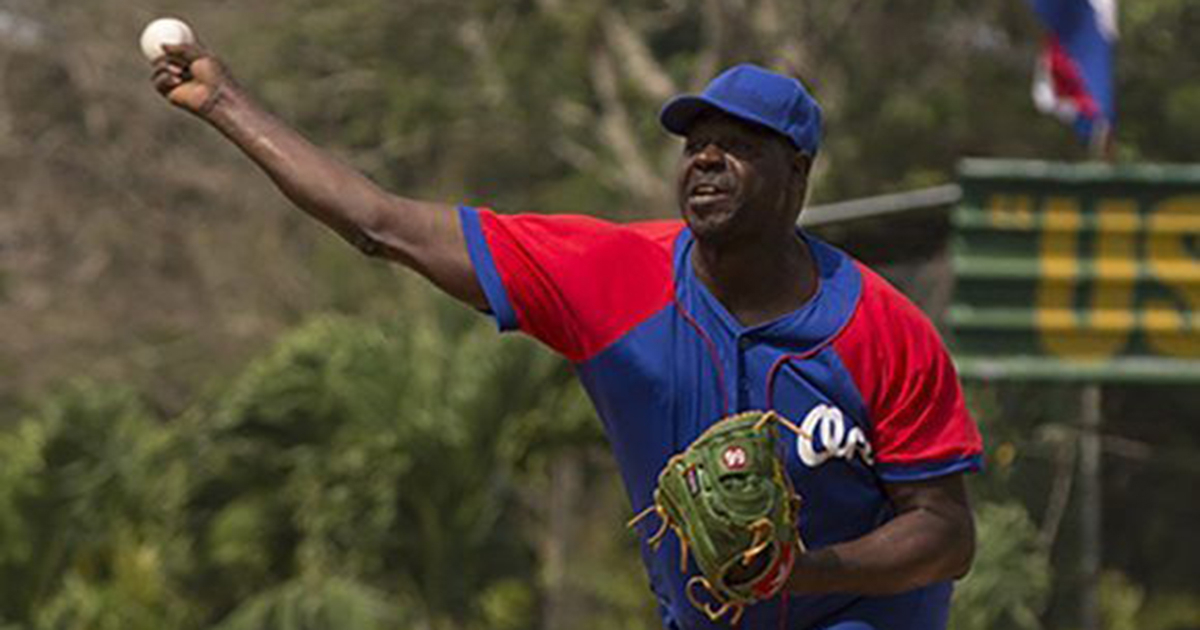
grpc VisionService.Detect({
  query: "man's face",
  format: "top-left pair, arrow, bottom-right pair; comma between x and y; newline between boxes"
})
676,112 -> 803,243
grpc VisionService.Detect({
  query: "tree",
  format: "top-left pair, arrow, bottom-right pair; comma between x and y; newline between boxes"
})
0,381 -> 193,629
950,502 -> 1051,630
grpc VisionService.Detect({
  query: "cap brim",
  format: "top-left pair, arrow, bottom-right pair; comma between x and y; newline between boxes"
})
660,94 -> 804,153
659,95 -> 716,137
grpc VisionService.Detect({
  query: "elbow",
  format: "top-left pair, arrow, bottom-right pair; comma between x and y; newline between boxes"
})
948,514 -> 977,581
350,198 -> 393,258
912,508 -> 976,588
351,196 -> 423,263
898,525 -> 974,593
349,200 -> 405,260
348,228 -> 387,258
950,541 -> 975,581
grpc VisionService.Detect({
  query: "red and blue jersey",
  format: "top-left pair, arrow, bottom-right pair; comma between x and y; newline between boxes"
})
459,206 -> 983,630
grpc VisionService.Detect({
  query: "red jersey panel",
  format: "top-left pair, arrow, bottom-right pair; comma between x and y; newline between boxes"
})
832,264 -> 982,478
475,209 -> 682,362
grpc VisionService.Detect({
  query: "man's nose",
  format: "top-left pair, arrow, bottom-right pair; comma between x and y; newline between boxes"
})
692,144 -> 726,171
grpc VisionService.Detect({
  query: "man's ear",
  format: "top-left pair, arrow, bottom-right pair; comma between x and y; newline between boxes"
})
791,153 -> 812,202
792,152 -> 812,178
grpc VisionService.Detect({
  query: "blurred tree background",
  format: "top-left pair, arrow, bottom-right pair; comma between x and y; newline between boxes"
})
0,0 -> 1197,628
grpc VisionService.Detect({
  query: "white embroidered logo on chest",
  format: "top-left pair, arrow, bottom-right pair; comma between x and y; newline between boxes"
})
796,404 -> 875,467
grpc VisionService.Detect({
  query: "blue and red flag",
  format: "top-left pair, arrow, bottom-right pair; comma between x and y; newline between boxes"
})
1028,0 -> 1117,148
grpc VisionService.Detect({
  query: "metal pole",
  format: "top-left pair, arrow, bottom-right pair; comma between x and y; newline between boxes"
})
1079,383 -> 1103,630
798,184 -> 962,228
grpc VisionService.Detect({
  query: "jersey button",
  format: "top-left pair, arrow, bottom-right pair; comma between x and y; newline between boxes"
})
738,337 -> 753,350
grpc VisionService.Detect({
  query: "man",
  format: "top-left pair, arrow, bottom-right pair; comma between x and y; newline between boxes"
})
153,42 -> 982,629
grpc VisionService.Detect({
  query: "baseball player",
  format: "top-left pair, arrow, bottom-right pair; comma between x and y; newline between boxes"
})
153,41 -> 982,629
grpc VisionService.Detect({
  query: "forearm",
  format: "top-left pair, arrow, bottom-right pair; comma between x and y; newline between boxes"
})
202,85 -> 486,305
203,86 -> 395,252
786,499 -> 975,595
152,45 -> 486,306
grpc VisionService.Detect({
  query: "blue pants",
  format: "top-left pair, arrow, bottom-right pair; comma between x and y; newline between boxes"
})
812,582 -> 953,630
660,582 -> 953,629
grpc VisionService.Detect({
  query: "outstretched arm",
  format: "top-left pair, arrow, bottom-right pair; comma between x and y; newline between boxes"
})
150,43 -> 487,308
785,474 -> 976,596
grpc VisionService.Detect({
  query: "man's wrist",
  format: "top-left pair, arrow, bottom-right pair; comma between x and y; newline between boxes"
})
198,83 -> 227,118
786,547 -> 847,594
201,82 -> 249,129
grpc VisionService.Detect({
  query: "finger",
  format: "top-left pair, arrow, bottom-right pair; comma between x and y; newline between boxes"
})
152,54 -> 181,70
152,55 -> 184,76
150,63 -> 187,81
152,56 -> 190,81
151,61 -> 191,87
162,42 -> 207,63
151,59 -> 186,77
152,73 -> 180,96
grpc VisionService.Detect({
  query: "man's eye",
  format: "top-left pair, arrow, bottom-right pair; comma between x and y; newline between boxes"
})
726,141 -> 756,157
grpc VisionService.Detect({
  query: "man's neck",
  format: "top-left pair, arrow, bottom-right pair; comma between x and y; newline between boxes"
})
691,230 -> 818,328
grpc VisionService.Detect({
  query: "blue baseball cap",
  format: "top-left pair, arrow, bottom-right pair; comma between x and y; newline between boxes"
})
660,63 -> 822,156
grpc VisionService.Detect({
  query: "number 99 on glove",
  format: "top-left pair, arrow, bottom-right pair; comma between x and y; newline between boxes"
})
629,410 -> 807,625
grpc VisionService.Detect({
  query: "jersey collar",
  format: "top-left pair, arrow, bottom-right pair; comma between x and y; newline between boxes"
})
673,229 -> 863,353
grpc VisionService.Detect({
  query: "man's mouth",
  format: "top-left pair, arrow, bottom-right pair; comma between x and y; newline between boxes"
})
688,183 -> 731,204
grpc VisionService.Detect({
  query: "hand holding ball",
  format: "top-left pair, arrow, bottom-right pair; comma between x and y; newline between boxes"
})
144,17 -> 229,117
140,18 -> 195,61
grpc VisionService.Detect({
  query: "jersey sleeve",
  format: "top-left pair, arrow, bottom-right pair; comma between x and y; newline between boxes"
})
458,206 -> 681,363
833,264 -> 983,482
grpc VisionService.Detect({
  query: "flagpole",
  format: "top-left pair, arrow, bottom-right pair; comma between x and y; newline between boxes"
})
1078,383 -> 1103,630
1026,4 -> 1118,629
1090,121 -> 1115,162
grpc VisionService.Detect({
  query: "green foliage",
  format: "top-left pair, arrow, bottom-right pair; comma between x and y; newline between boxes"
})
950,502 -> 1051,630
1116,0 -> 1200,161
474,579 -> 536,630
0,305 -> 605,629
1137,592 -> 1200,630
0,382 -> 193,627
1097,572 -> 1200,630
182,306 -> 583,627
212,576 -> 406,630
1101,570 -> 1146,630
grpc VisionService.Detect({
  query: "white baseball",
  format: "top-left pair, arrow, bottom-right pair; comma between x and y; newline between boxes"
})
139,17 -> 195,61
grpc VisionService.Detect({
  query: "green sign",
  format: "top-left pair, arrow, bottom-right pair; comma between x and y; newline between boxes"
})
949,159 -> 1200,382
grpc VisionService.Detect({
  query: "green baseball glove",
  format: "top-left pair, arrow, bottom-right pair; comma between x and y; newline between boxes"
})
629,411 -> 806,625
